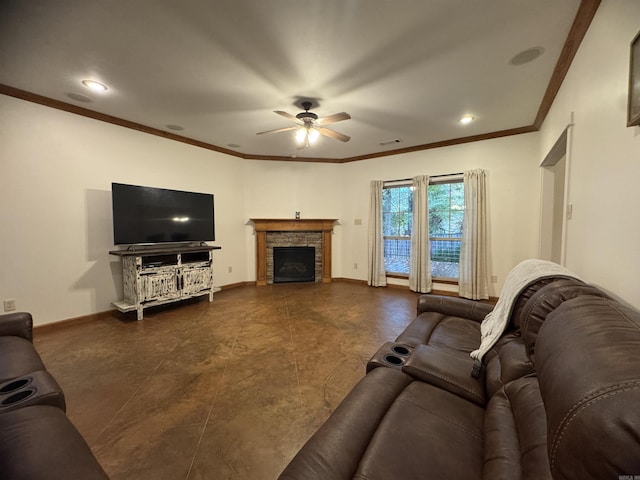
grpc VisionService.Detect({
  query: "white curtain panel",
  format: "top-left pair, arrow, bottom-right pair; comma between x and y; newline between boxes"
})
409,175 -> 432,293
459,169 -> 489,300
367,180 -> 387,287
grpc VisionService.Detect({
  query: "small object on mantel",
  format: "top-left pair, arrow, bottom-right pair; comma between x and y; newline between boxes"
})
295,211 -> 300,220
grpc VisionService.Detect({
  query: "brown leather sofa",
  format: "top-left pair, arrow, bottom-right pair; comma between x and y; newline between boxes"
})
279,277 -> 640,479
0,312 -> 108,479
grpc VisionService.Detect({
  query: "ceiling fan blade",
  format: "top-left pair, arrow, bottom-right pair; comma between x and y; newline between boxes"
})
256,126 -> 298,135
274,110 -> 300,123
317,126 -> 350,142
317,112 -> 351,125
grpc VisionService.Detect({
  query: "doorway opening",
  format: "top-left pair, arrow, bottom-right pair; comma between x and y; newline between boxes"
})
539,126 -> 570,264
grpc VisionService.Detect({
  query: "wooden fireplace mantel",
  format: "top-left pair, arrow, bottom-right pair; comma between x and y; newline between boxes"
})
250,218 -> 338,232
250,218 -> 338,286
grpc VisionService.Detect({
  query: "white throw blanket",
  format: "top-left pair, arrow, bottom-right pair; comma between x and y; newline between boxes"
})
470,259 -> 581,364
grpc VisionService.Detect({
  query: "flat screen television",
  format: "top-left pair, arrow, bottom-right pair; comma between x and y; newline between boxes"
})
112,183 -> 215,245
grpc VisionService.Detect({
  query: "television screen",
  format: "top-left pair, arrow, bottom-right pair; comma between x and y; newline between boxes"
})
112,183 -> 215,245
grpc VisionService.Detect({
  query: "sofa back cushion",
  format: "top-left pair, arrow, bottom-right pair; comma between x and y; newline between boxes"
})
484,334 -> 535,399
416,295 -> 493,322
536,295 -> 640,480
509,277 -> 558,330
519,278 -> 604,360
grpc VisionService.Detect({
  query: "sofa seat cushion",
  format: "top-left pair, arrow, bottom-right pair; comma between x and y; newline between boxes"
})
0,405 -> 108,479
0,337 -> 45,383
396,311 -> 482,352
483,376 -> 552,480
279,367 -> 414,480
279,367 -> 485,480
397,295 -> 494,352
356,380 -> 484,480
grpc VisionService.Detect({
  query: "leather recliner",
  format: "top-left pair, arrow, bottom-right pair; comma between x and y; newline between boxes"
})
279,278 -> 640,479
0,312 -> 108,479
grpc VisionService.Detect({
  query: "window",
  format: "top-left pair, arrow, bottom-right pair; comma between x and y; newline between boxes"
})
382,179 -> 463,279
382,185 -> 412,275
428,181 -> 464,278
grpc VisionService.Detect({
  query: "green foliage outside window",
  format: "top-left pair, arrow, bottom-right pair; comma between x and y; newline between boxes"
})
382,186 -> 413,236
382,181 -> 463,278
428,182 -> 464,237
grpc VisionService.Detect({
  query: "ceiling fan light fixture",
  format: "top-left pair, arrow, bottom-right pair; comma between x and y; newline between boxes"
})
295,126 -> 320,145
258,104 -> 350,145
295,127 -> 308,144
308,127 -> 320,144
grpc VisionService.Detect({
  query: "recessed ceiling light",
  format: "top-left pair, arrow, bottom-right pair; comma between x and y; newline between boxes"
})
460,115 -> 475,125
166,124 -> 184,131
66,92 -> 92,103
227,143 -> 240,148
509,47 -> 545,66
81,80 -> 108,92
379,138 -> 402,146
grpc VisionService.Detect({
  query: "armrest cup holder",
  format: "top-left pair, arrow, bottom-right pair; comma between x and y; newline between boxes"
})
0,370 -> 66,412
367,342 -> 414,373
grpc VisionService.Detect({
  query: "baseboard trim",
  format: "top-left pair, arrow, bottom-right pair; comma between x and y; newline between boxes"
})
34,283 -> 251,332
332,277 -> 497,303
34,310 -> 116,334
332,277 -> 367,285
220,281 -> 256,290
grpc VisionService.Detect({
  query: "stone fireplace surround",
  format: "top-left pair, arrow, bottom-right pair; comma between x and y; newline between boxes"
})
250,219 -> 337,286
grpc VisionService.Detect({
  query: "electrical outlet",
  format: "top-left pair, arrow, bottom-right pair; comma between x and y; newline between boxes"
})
228,266 -> 232,273
354,218 -> 362,225
354,263 -> 358,270
491,275 -> 498,284
3,299 -> 16,312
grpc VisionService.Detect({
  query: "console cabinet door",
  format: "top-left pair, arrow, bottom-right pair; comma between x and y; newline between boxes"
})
181,264 -> 213,296
141,271 -> 179,302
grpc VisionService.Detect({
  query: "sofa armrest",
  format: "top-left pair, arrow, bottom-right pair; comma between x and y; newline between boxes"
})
0,405 -> 109,479
0,312 -> 34,342
417,295 -> 493,323
402,344 -> 486,406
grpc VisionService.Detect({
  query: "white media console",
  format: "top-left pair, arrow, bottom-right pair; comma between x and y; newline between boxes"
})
109,245 -> 221,320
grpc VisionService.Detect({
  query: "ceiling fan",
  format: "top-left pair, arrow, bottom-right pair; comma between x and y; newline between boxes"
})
256,101 -> 351,147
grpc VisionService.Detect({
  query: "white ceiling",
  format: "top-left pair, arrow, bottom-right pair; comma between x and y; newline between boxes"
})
0,0 -> 588,161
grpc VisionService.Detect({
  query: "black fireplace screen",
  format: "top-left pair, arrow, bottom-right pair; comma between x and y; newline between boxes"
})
273,246 -> 315,283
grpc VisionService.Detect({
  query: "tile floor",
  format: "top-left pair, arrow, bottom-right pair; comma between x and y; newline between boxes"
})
33,282 -> 420,480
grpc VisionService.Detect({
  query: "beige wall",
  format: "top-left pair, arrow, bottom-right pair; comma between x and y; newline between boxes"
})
539,0 -> 640,308
241,159 -> 345,281
338,133 -> 542,296
0,95 -> 248,325
0,96 -> 541,324
2,0 -> 638,325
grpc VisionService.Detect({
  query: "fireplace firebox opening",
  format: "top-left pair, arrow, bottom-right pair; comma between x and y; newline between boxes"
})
273,247 -> 316,283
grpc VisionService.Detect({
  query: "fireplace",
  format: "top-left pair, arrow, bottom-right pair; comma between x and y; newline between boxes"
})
250,219 -> 337,286
273,247 -> 316,283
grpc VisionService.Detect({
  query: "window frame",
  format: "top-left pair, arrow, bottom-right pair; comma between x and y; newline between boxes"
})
428,177 -> 463,281
381,176 -> 463,282
381,183 -> 413,276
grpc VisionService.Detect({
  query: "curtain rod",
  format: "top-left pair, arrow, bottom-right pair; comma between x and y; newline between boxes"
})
383,172 -> 463,184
